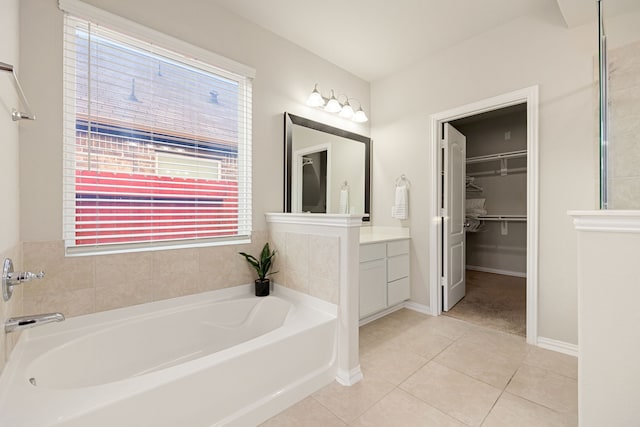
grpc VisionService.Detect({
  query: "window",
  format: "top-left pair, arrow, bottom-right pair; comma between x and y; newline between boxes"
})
62,10 -> 253,255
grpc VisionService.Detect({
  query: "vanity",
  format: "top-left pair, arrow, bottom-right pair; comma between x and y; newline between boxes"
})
359,227 -> 410,320
282,112 -> 410,323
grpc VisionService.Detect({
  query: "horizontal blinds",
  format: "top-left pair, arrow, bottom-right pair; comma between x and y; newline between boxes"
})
63,15 -> 252,252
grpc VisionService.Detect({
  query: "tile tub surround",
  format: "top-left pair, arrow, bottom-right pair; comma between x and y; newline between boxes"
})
268,231 -> 340,304
609,40 -> 640,209
266,213 -> 363,386
19,232 -> 268,319
263,309 -> 578,426
0,244 -> 23,373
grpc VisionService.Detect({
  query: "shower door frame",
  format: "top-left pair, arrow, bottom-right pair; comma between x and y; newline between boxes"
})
428,86 -> 539,345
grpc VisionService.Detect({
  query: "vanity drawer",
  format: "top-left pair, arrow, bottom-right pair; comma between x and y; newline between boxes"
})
360,243 -> 386,263
387,254 -> 409,282
387,239 -> 409,257
388,277 -> 410,307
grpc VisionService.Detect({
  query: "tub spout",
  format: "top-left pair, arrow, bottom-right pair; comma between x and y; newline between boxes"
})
5,312 -> 65,333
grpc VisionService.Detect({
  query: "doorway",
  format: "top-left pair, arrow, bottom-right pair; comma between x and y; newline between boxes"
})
429,87 -> 539,344
292,144 -> 331,213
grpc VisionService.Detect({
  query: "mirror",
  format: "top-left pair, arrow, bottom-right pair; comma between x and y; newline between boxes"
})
284,113 -> 370,220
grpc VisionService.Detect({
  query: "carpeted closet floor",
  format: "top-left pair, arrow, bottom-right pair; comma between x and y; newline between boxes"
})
443,270 -> 526,336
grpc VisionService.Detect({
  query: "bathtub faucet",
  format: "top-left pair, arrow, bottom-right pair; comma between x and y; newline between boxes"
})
5,312 -> 65,333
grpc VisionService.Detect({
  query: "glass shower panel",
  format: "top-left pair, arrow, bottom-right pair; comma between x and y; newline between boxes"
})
599,0 -> 640,209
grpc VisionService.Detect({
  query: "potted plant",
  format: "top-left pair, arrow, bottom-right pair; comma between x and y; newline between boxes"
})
238,243 -> 278,297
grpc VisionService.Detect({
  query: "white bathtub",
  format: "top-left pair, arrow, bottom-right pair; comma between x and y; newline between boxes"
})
0,284 -> 338,426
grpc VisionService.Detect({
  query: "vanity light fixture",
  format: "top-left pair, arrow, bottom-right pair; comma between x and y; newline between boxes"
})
306,83 -> 368,123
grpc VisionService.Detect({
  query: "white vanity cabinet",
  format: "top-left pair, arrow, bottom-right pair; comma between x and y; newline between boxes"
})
359,238 -> 410,319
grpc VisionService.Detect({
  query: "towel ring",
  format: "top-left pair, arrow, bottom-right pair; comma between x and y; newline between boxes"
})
395,174 -> 410,188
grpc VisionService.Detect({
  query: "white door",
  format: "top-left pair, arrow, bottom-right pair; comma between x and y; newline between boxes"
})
442,123 -> 466,311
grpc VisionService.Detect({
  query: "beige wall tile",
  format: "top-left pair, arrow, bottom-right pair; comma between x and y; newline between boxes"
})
95,279 -> 154,312
308,275 -> 338,304
94,251 -> 152,288
23,287 -> 95,318
285,232 -> 309,275
22,241 -> 95,297
308,235 -> 339,283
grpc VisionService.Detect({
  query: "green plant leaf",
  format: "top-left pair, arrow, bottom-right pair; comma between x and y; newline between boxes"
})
238,243 -> 277,280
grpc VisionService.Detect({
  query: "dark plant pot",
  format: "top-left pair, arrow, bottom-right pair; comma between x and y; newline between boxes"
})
255,279 -> 270,297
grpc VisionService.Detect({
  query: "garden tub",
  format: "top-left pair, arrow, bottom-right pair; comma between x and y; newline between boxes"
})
0,284 -> 337,426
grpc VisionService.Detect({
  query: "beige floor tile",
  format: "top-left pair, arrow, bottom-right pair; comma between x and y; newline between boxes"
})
482,392 -> 577,427
259,397 -> 346,427
385,323 -> 455,360
506,364 -> 578,415
400,361 -> 501,427
420,315 -> 473,340
351,388 -> 466,427
434,339 -> 521,389
523,346 -> 578,380
311,374 -> 395,423
360,345 -> 427,385
457,326 -> 529,361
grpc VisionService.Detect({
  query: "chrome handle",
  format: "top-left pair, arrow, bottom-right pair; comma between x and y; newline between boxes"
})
10,271 -> 45,282
2,258 -> 45,302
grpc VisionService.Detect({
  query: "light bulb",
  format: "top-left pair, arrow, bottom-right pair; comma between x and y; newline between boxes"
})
324,90 -> 342,113
340,101 -> 354,118
306,84 -> 325,107
353,106 -> 368,123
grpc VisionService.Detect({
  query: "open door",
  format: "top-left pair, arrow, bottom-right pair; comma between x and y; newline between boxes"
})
442,123 -> 466,311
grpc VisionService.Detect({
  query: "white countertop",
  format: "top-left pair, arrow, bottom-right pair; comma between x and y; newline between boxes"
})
360,226 -> 410,244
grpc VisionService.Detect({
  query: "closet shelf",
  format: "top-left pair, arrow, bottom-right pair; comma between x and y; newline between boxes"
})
466,150 -> 527,164
467,150 -> 527,177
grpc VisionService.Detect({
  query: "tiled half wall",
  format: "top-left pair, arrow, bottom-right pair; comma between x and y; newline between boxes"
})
19,233 -> 270,318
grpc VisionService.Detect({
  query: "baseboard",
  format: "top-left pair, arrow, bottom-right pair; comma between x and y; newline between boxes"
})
537,336 -> 578,357
466,265 -> 526,278
336,365 -> 363,386
359,300 -> 433,327
359,304 -> 405,326
404,300 -> 432,316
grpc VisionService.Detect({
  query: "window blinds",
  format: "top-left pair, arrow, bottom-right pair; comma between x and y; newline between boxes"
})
62,14 -> 252,254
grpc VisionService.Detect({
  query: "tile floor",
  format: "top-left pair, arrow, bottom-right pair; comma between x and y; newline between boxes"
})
262,309 -> 577,427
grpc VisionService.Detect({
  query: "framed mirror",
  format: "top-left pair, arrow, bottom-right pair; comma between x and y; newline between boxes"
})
284,113 -> 370,221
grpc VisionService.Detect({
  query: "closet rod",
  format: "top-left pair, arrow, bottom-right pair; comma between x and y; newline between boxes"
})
0,61 -> 36,121
466,150 -> 527,164
467,166 -> 527,177
477,215 -> 527,222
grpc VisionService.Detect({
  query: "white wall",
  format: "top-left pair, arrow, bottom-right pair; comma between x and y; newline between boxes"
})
0,0 -> 23,373
19,0 -> 370,243
370,3 -> 640,345
571,212 -> 640,426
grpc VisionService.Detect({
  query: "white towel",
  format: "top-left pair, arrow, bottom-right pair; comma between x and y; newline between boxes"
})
339,188 -> 349,214
391,185 -> 408,220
